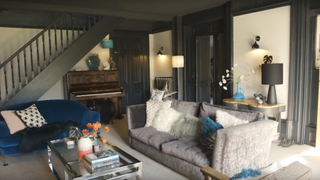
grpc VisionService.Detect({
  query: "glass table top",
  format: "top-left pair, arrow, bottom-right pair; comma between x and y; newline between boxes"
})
48,139 -> 141,179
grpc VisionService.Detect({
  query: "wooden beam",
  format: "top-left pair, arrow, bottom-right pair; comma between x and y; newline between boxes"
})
0,0 -> 172,21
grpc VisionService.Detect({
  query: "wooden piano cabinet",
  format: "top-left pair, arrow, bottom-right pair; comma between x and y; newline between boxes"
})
64,70 -> 125,123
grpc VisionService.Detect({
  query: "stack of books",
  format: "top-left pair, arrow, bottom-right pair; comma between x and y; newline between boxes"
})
83,149 -> 120,171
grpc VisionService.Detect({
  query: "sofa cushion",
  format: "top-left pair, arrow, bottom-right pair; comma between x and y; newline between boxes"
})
161,140 -> 211,168
198,116 -> 223,150
150,88 -> 165,101
16,104 -> 47,128
167,98 -> 201,117
171,114 -> 203,140
145,100 -> 172,127
199,102 -> 262,122
216,110 -> 249,128
151,106 -> 183,133
130,127 -> 177,150
1,110 -> 27,134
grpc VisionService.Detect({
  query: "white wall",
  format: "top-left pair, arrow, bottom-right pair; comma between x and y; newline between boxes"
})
233,6 -> 290,118
149,30 -> 173,90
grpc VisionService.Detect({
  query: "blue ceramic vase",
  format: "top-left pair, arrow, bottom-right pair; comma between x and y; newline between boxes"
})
233,82 -> 245,100
87,58 -> 100,71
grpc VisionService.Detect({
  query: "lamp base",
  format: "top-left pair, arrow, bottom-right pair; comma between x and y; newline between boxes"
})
267,85 -> 277,104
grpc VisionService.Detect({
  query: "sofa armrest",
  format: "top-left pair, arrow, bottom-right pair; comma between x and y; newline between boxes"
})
213,119 -> 278,177
127,104 -> 146,130
0,121 -> 10,138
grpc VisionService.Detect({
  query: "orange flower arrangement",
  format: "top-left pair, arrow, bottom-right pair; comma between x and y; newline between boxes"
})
82,121 -> 109,144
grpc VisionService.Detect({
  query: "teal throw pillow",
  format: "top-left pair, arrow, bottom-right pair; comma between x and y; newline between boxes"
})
200,116 -> 223,134
199,116 -> 223,150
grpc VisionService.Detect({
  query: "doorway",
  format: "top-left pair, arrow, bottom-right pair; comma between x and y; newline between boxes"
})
110,31 -> 150,113
195,33 -> 225,104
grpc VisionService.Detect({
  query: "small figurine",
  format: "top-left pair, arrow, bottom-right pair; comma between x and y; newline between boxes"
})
109,57 -> 116,70
103,61 -> 110,70
254,93 -> 266,104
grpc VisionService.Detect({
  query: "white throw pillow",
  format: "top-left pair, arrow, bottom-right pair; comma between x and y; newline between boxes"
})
145,100 -> 172,127
16,104 -> 47,128
151,106 -> 183,133
150,88 -> 165,101
216,110 -> 249,128
1,110 -> 27,134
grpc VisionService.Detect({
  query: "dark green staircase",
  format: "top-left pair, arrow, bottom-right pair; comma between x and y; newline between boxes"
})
0,13 -> 125,110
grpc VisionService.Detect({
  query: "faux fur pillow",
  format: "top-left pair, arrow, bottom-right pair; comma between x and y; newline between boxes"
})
216,110 -> 249,128
151,107 -> 183,133
145,100 -> 172,127
171,114 -> 203,140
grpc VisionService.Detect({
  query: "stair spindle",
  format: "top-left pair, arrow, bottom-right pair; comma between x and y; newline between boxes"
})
41,34 -> 46,69
3,65 -> 8,102
83,14 -> 86,32
10,60 -> 15,96
36,39 -> 40,73
17,54 -> 22,90
66,14 -> 69,46
71,14 -> 75,42
23,49 -> 28,84
60,19 -> 63,53
48,29 -> 52,64
29,45 -> 34,79
54,24 -> 58,59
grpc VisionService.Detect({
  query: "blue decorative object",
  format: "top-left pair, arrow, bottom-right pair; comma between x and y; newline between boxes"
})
230,168 -> 262,180
101,40 -> 113,48
87,54 -> 100,70
233,82 -> 245,100
200,116 -> 224,134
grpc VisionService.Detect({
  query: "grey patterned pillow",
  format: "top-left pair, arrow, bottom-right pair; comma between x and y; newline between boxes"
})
16,104 -> 47,128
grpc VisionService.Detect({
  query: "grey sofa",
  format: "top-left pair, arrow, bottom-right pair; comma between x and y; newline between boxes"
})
127,99 -> 278,180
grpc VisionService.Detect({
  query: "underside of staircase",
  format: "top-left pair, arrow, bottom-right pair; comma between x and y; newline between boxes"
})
0,14 -> 125,110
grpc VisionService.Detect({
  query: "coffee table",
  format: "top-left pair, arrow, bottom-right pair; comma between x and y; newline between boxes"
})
47,139 -> 142,180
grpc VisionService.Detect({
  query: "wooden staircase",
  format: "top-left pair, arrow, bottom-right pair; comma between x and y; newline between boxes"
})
0,13 -> 124,110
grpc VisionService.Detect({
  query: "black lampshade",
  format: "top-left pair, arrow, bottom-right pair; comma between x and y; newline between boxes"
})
261,63 -> 283,104
262,63 -> 283,85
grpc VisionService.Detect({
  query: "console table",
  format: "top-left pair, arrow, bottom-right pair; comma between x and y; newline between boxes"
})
222,98 -> 286,138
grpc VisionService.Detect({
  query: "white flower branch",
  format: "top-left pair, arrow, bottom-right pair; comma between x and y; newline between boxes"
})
219,64 -> 255,90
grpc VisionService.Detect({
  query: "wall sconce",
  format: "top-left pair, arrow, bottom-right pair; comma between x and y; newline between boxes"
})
252,36 -> 260,49
157,47 -> 163,56
101,39 -> 113,49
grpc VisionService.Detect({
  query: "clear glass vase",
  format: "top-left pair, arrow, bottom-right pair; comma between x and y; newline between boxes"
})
233,82 -> 245,100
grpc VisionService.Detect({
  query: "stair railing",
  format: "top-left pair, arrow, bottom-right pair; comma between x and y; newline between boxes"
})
0,13 -> 102,106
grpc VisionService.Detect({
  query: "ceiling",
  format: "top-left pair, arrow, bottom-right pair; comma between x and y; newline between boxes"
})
0,0 -> 231,21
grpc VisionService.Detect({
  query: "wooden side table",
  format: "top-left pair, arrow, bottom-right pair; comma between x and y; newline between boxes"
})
222,98 -> 286,138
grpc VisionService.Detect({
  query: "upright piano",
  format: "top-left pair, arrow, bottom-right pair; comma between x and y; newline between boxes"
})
64,70 -> 125,122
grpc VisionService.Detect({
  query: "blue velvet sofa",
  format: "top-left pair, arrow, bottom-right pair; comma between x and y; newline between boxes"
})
0,99 -> 100,165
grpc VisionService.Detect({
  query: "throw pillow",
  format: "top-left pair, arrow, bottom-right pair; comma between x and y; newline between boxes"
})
16,104 -> 47,128
150,88 -> 165,101
1,110 -> 27,134
151,106 -> 183,133
145,100 -> 172,127
200,116 -> 224,134
216,110 -> 249,128
198,116 -> 223,150
171,114 -> 203,140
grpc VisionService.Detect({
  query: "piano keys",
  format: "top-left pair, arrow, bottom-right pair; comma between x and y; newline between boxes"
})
64,70 -> 125,122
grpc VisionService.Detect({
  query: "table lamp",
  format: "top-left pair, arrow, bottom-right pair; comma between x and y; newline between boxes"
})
261,63 -> 283,104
